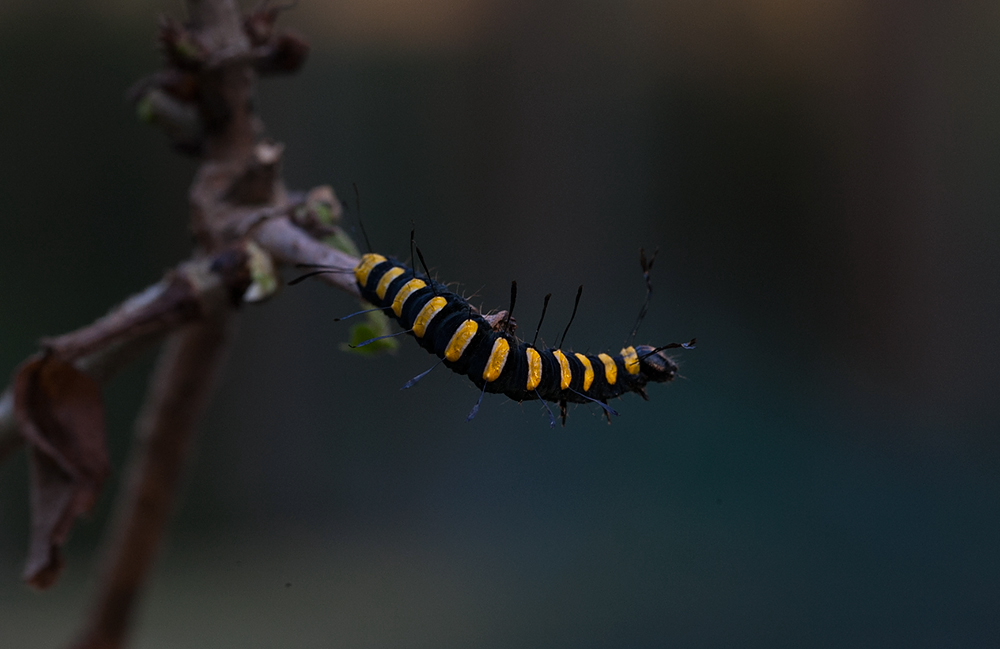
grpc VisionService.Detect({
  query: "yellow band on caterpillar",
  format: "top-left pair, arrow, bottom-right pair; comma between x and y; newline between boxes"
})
553,350 -> 572,390
525,347 -> 542,391
375,267 -> 405,300
355,253 -> 387,287
445,320 -> 479,361
392,279 -> 427,317
413,296 -> 447,338
574,353 -> 594,391
621,346 -> 640,375
598,353 -> 617,385
483,338 -> 510,382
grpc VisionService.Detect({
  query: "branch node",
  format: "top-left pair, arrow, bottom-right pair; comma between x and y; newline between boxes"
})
253,31 -> 310,75
223,140 -> 284,205
134,88 -> 205,156
158,15 -> 208,71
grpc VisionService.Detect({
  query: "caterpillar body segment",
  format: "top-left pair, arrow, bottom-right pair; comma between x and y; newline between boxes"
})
354,253 -> 686,422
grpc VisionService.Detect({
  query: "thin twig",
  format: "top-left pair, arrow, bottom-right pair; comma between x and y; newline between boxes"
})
1,0 -> 354,645
70,306 -> 236,649
0,255 -> 249,466
0,391 -> 19,464
255,217 -> 361,296
65,0 -> 277,646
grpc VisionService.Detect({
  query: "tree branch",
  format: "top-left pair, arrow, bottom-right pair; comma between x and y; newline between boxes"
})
0,253 -> 251,466
0,391 -> 18,464
255,217 -> 361,296
2,1 -> 357,646
0,209 -> 359,467
70,305 -> 236,649
61,0 -> 322,645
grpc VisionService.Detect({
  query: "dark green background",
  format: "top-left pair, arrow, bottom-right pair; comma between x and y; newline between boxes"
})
1,2 -> 998,647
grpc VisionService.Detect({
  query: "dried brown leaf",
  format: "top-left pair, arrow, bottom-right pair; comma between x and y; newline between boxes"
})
13,355 -> 109,589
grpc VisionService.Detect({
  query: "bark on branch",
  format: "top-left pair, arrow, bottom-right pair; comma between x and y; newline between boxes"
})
71,310 -> 235,649
0,216 -> 360,466
0,0 -> 353,646
0,252 -> 251,464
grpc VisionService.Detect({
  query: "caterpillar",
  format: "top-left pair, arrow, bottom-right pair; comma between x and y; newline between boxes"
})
344,250 -> 694,426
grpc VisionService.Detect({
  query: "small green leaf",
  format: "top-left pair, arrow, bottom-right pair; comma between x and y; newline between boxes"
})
323,229 -> 361,257
173,36 -> 204,66
243,241 -> 279,303
305,186 -> 342,225
341,307 -> 399,356
313,201 -> 334,226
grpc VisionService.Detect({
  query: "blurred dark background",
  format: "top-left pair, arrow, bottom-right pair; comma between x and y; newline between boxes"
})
2,1 -> 998,647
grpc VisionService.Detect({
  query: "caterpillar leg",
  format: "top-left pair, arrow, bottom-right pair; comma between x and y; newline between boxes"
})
568,388 -> 619,419
467,383 -> 488,422
401,361 -> 441,390
287,267 -> 355,285
535,390 -> 557,428
350,328 -> 412,349
333,305 -> 390,322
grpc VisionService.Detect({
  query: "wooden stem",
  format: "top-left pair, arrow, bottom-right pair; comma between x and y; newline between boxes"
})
70,312 -> 234,649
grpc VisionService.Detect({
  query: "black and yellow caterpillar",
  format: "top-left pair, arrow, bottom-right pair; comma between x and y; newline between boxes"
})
352,252 -> 693,425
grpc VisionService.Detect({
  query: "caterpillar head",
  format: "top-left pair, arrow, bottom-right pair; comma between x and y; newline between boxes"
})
634,345 -> 679,383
